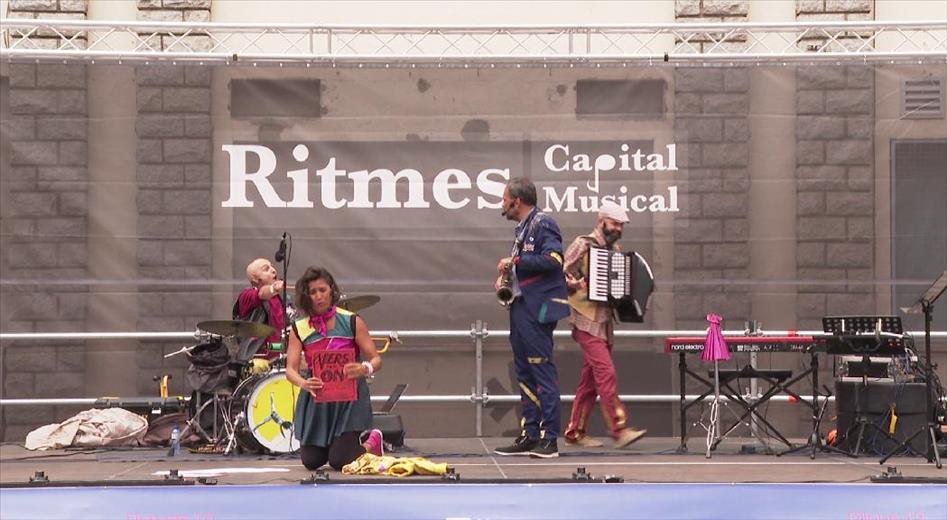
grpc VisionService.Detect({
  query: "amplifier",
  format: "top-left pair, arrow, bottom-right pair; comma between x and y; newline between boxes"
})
834,380 -> 929,455
838,356 -> 891,379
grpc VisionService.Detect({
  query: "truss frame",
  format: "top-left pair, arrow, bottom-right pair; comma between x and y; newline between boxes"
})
1,19 -> 945,66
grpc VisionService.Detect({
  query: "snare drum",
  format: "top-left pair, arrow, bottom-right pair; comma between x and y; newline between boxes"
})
230,370 -> 301,454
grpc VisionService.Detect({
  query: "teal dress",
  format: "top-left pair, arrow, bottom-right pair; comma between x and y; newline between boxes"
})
292,308 -> 373,447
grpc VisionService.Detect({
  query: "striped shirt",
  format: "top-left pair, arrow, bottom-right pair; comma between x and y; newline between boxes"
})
563,228 -> 616,342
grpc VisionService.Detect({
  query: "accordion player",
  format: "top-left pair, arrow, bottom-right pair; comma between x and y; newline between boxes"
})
586,246 -> 655,322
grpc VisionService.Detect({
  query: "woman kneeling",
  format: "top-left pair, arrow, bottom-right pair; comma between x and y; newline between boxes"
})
286,266 -> 383,470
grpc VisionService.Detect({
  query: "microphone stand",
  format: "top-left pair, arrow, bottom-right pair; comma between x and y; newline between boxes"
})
275,233 -> 292,351
880,271 -> 946,468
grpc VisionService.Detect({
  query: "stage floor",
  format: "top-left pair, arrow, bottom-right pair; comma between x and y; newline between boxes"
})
1,436 -> 943,486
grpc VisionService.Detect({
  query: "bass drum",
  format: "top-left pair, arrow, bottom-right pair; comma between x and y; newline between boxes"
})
230,370 -> 301,454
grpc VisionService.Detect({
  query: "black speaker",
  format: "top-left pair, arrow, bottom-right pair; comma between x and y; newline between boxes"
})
834,379 -> 928,455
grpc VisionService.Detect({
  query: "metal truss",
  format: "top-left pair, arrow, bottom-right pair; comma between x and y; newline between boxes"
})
1,19 -> 945,66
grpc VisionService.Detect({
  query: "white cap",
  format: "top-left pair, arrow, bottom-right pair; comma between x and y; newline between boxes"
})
598,200 -> 629,223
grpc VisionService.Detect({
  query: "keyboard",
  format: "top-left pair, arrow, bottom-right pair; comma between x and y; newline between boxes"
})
664,336 -> 827,353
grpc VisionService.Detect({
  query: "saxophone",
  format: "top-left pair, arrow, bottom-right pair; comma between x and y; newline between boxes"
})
496,263 -> 514,307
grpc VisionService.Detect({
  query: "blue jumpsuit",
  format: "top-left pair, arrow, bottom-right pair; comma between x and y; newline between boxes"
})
508,208 -> 570,440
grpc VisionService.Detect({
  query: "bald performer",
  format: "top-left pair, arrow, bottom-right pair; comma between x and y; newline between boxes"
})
233,258 -> 286,360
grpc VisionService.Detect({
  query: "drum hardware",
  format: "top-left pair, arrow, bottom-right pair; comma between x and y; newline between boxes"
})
248,358 -> 272,375
251,393 -> 294,437
193,328 -> 220,343
167,330 -> 223,358
373,331 -> 401,354
164,344 -> 199,359
285,304 -> 300,322
229,370 -> 301,454
181,392 -> 230,446
223,410 -> 244,455
153,374 -> 172,399
197,319 -> 276,339
338,294 -> 381,313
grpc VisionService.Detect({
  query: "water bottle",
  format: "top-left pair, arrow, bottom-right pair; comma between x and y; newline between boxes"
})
168,425 -> 181,457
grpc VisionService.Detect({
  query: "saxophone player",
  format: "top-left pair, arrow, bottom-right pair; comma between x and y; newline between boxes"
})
493,177 -> 570,459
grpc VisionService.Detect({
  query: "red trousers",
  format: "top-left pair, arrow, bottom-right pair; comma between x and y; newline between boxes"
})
564,328 -> 629,441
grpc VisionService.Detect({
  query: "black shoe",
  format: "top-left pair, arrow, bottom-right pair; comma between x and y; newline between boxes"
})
529,438 -> 559,459
494,435 -> 537,456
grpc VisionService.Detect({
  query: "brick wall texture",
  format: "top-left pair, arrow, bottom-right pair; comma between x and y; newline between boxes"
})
672,66 -> 752,329
137,0 -> 213,52
0,0 -> 90,441
133,2 -> 214,395
1,0 -> 216,440
673,1 -> 752,329
795,1 -> 876,329
135,60 -> 214,393
6,0 -> 89,50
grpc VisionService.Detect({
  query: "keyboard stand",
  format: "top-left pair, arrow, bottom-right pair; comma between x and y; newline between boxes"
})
676,352 -> 719,453
676,349 -> 824,455
778,351 -> 850,459
709,367 -> 797,452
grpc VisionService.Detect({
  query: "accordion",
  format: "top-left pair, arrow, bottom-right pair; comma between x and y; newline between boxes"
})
587,246 -> 655,322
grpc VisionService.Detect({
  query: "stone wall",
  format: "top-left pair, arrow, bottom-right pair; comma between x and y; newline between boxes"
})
137,0 -> 213,53
674,0 -> 750,53
797,0 -> 875,52
0,0 -> 90,441
795,1 -> 876,329
5,0 -> 89,50
137,0 -> 211,21
670,0 -> 753,439
672,67 -> 752,329
131,0 -> 215,394
673,0 -> 752,329
135,62 -> 214,393
797,0 -> 873,21
674,0 -> 751,22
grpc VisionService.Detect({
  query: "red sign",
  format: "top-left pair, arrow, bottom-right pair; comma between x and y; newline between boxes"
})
312,350 -> 358,403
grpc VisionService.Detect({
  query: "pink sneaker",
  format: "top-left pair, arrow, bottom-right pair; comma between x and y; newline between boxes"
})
364,429 -> 384,457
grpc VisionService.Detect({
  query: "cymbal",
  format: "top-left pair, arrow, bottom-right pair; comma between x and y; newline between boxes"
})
338,295 -> 381,313
197,319 -> 275,338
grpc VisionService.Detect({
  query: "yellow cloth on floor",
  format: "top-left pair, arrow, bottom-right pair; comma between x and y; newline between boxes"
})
341,453 -> 449,477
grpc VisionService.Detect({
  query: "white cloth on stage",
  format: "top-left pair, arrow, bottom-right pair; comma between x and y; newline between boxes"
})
25,408 -> 148,450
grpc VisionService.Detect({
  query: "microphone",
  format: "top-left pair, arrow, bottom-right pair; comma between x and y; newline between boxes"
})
501,200 -> 513,218
274,233 -> 287,262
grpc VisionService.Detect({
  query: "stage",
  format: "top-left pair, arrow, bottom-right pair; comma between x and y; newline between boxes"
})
2,437 -> 944,519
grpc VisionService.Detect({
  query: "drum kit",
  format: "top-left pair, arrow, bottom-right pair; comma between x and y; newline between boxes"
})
172,294 -> 397,455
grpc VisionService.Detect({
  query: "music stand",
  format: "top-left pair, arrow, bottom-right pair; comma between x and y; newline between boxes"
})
822,316 -> 905,355
880,271 -> 946,468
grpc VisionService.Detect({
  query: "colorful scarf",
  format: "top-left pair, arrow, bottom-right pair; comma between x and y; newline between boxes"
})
309,305 -> 337,336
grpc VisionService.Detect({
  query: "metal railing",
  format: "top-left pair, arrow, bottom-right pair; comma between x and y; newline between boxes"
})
2,326 -> 945,435
1,19 -> 945,65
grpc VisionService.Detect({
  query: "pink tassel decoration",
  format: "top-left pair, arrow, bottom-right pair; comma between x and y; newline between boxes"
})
702,313 -> 731,362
